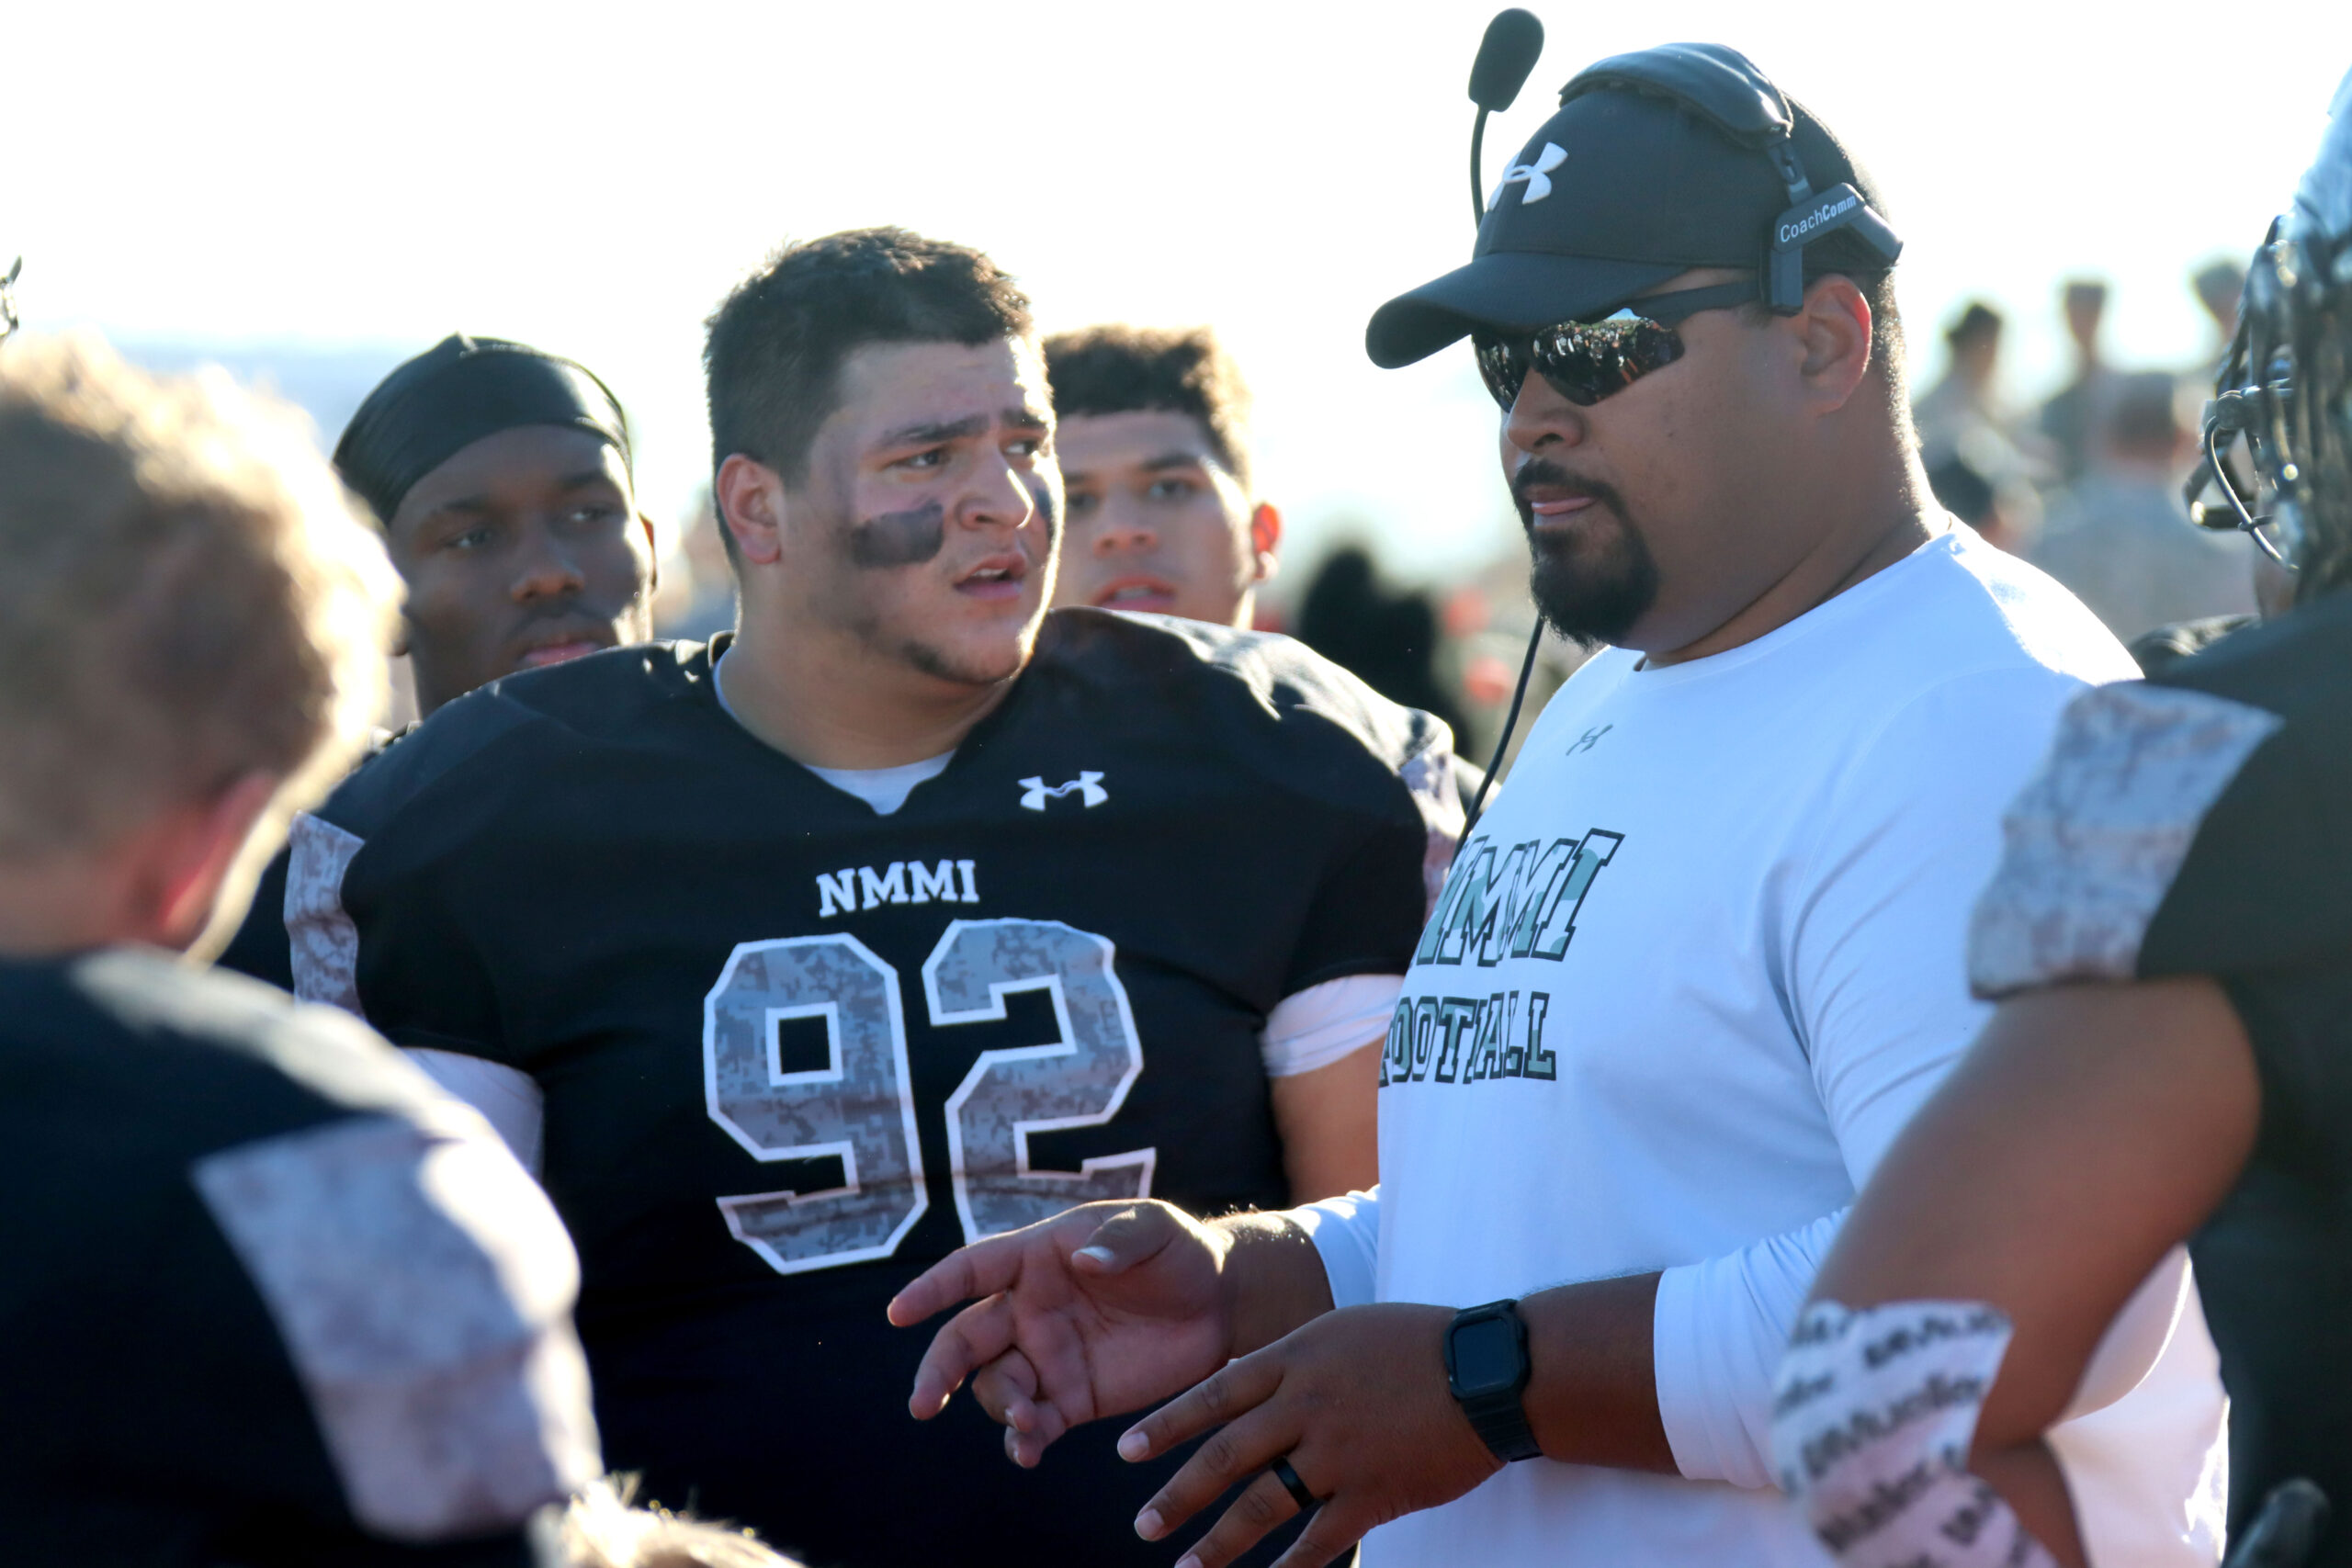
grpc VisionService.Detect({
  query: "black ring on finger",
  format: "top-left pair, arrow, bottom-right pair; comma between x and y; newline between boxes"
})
1269,1455 -> 1318,1513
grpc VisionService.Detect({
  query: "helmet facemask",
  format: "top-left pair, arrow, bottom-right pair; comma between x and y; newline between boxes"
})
2189,75 -> 2352,602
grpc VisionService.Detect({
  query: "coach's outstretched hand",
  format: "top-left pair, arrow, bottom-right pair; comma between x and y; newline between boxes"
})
892,1200 -> 1340,1467
888,1201 -> 1238,1466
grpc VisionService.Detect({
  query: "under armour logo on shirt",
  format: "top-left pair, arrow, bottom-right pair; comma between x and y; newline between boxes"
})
1490,142 -> 1567,208
1019,772 -> 1107,811
1569,724 -> 1612,756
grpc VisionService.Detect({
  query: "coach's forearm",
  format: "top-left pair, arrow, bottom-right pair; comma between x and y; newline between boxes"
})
1521,1272 -> 1679,1472
1212,1212 -> 1339,1357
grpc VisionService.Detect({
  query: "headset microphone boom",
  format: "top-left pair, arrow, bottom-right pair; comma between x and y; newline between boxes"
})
1456,10 -> 1549,845
1467,10 -> 1546,223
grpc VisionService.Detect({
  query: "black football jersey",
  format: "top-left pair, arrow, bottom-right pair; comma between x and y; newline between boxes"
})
1967,587 -> 2352,1556
225,609 -> 1447,1567
0,949 -> 594,1566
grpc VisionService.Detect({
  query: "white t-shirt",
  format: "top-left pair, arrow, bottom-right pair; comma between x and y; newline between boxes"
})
1301,528 -> 2226,1566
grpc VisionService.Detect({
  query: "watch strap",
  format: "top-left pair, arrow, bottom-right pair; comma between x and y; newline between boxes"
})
1459,1385 -> 1544,1462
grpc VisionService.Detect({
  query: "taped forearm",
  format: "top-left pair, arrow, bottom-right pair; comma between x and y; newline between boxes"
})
1772,1300 -> 2059,1568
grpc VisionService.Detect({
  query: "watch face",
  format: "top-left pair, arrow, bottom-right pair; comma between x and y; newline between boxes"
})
1452,1315 -> 1521,1393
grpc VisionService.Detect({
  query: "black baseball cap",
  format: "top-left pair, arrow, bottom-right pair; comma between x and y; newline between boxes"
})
1366,48 -> 1893,368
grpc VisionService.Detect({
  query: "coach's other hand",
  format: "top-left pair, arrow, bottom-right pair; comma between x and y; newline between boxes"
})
1119,1303 -> 1503,1568
888,1201 -> 1240,1466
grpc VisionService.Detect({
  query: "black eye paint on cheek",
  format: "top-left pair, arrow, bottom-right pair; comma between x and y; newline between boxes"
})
846,500 -> 946,569
1031,482 -> 1060,544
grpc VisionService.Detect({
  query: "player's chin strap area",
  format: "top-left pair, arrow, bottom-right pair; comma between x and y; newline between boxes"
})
2186,169 -> 2352,588
1770,1300 -> 2058,1568
2186,218 -> 2297,569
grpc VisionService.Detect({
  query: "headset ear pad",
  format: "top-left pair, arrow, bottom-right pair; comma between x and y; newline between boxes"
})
1769,97 -> 1902,297
1559,44 -> 1901,311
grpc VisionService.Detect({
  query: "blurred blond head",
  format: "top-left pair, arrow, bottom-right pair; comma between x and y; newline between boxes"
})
551,1478 -> 802,1568
0,334 -> 399,952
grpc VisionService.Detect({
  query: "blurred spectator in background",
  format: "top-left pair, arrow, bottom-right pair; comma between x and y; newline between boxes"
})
2030,369 -> 2256,642
334,333 -> 658,718
1295,545 -> 1467,746
654,488 -> 739,642
1044,325 -> 1279,627
1911,302 -> 2015,470
2191,256 -> 2245,358
1926,452 -> 2031,553
2039,278 -> 2119,484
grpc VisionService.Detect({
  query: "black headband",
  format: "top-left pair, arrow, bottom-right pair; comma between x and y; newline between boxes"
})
333,333 -> 631,525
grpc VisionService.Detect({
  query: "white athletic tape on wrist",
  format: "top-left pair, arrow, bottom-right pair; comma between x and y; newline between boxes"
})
1771,1300 -> 2058,1568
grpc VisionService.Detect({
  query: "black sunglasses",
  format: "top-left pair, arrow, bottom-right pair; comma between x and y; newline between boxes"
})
1473,280 -> 1758,412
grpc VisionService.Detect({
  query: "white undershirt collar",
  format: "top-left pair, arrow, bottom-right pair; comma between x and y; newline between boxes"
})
712,648 -> 953,816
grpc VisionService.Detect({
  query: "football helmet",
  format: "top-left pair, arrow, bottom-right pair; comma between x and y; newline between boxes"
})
2189,69 -> 2352,598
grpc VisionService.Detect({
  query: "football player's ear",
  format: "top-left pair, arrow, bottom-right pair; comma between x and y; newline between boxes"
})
638,511 -> 662,596
1249,502 -> 1282,585
715,454 -> 787,567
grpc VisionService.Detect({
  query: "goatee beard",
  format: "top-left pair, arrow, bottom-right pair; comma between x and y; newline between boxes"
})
1512,462 -> 1659,649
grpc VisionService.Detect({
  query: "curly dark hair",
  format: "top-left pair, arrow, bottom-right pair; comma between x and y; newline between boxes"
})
704,228 -> 1033,497
1043,325 -> 1253,488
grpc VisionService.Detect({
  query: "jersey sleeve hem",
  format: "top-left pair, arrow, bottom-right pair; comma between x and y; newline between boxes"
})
404,1049 -> 545,1177
383,1025 -> 508,1061
1261,974 -> 1404,1078
1281,955 -> 1420,998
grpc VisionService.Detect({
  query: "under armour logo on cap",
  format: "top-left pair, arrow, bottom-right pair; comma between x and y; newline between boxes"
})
1019,772 -> 1107,811
1490,142 -> 1568,208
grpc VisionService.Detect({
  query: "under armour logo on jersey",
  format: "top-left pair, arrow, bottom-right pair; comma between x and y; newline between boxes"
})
1569,724 -> 1612,756
1019,772 -> 1107,811
1490,142 -> 1567,209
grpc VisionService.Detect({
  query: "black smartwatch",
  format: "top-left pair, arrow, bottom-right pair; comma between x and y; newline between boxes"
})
1443,1299 -> 1542,1462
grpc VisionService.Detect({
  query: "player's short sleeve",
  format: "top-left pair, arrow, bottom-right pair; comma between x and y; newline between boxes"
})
345,826 -> 514,1065
280,697 -> 541,1069
2138,708 -> 2352,979
2135,694 -> 2352,1135
247,803 -> 512,1071
1967,681 -> 2290,997
192,1103 -> 600,1540
1280,728 -> 1458,997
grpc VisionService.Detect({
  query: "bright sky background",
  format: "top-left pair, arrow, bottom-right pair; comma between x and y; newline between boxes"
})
11,1 -> 2351,583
